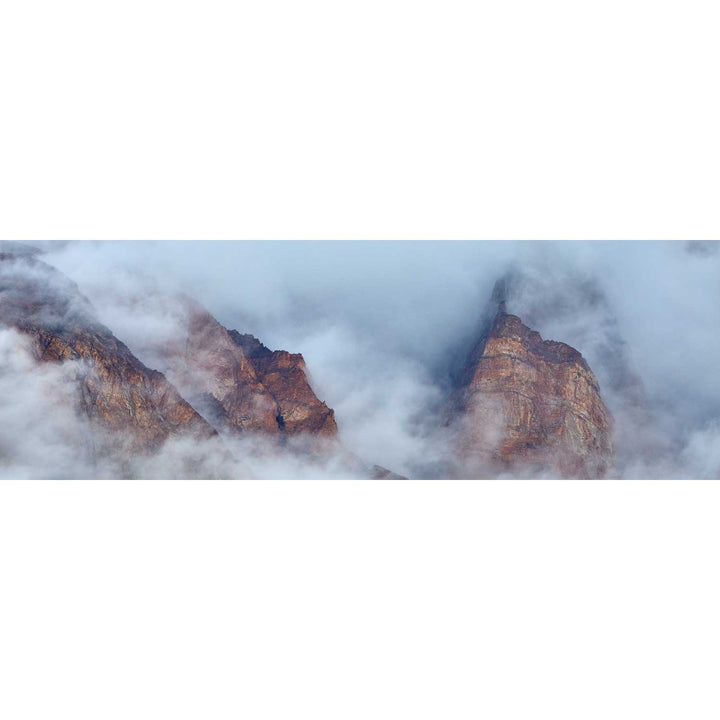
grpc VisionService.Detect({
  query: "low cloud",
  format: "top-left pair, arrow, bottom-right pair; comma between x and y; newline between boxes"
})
0,328 -> 97,479
3,240 -> 719,479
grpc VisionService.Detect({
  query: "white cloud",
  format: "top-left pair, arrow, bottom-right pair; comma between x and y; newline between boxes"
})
7,239 -> 719,478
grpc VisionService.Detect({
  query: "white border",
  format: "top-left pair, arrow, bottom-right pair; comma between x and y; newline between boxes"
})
2,1 -> 720,718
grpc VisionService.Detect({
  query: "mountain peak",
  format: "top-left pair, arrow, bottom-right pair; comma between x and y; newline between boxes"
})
487,311 -> 590,371
448,288 -> 614,478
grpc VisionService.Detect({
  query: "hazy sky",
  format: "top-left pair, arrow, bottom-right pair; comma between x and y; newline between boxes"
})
32,240 -> 719,478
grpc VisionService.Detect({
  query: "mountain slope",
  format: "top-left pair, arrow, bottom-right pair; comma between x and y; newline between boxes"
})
138,296 -> 338,444
0,252 -> 217,466
0,252 -> 394,478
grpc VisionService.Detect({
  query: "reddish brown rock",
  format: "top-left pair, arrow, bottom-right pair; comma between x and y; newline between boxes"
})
158,302 -> 280,435
0,251 -> 397,478
0,253 -> 215,455
151,298 -> 338,444
450,307 -> 614,478
229,331 -> 338,438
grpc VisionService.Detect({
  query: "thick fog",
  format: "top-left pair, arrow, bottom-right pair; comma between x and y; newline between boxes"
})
5,240 -> 720,478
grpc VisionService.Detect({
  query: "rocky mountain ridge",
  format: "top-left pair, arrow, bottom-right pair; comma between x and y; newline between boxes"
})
148,295 -> 338,443
0,248 -> 619,478
0,251 -> 357,477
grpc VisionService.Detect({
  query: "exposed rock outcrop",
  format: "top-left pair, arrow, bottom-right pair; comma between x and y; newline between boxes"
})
155,302 -> 281,435
147,297 -> 338,446
485,267 -> 647,414
449,295 -> 615,478
476,268 -> 660,472
229,330 -> 338,438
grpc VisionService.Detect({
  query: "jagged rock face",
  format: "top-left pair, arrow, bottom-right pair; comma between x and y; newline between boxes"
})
159,304 -> 280,434
0,253 -> 215,454
451,309 -> 614,478
154,300 -> 338,442
229,331 -> 337,437
489,267 -> 646,412
485,268 -> 662,471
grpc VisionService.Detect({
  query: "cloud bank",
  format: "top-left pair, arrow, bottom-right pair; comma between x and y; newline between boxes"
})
5,240 -> 720,479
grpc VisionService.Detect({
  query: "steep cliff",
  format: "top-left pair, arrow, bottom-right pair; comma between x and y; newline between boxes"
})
477,268 -> 659,472
450,302 -> 615,478
485,267 -> 647,414
229,330 -> 338,438
147,297 -> 338,444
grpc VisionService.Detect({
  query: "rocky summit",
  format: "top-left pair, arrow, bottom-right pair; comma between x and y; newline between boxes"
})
449,300 -> 615,479
152,298 -> 338,446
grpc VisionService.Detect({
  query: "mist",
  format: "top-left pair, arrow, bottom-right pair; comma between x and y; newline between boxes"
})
6,240 -> 720,478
